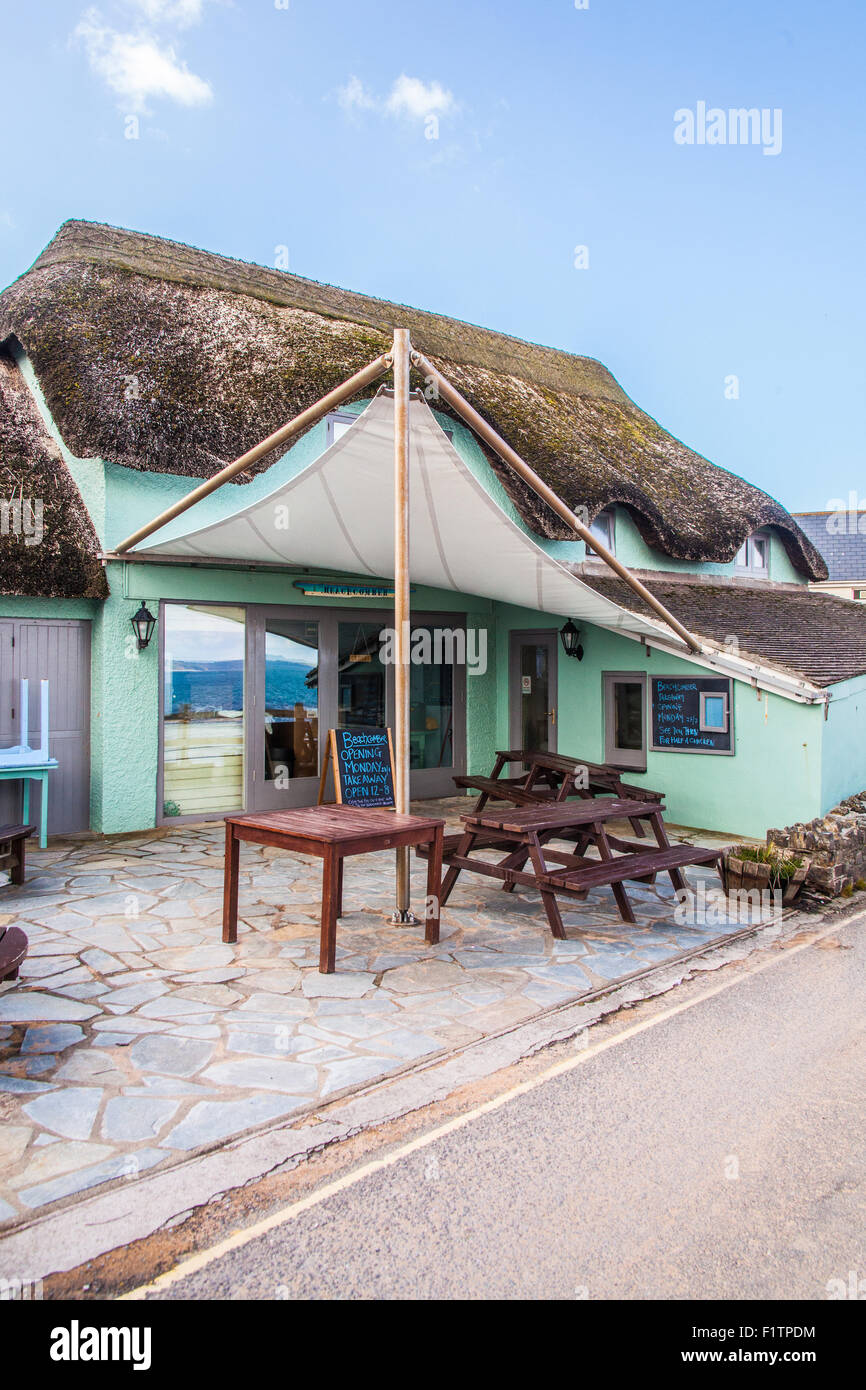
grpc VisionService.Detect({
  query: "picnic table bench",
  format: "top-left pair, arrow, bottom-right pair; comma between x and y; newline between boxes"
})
432,797 -> 724,937
454,749 -> 663,834
0,824 -> 35,887
222,805 -> 444,973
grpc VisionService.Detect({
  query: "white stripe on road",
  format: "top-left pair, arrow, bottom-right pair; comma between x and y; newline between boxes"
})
121,917 -> 850,1299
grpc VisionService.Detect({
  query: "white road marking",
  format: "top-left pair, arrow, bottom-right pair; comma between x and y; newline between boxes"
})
121,917 -> 850,1299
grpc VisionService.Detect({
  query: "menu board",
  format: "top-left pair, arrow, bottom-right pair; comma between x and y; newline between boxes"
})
330,728 -> 396,807
650,677 -> 734,754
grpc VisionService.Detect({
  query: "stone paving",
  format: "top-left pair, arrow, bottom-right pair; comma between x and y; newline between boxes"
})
0,801 -> 759,1226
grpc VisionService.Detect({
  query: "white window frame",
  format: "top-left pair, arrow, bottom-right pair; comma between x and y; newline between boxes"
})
699,690 -> 729,734
735,532 -> 769,573
326,411 -> 357,446
588,510 -> 615,556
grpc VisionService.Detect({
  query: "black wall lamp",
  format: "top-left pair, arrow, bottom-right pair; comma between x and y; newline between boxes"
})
131,601 -> 156,651
559,619 -> 584,661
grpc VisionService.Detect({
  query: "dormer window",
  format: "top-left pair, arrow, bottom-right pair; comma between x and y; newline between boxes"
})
588,510 -> 615,556
735,533 -> 769,573
326,411 -> 356,446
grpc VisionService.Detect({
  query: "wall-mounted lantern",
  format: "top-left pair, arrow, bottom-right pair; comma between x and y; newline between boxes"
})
131,601 -> 156,651
559,619 -> 584,661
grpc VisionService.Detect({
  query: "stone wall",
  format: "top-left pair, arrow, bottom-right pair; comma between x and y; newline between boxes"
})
768,791 -> 866,896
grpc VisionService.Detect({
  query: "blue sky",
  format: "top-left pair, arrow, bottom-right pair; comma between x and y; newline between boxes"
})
1,0 -> 863,512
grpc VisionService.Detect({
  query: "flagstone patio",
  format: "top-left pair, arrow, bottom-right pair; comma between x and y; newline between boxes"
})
0,801 -> 760,1226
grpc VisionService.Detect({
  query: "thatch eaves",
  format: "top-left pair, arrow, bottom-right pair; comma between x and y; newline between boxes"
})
0,219 -> 827,582
0,346 -> 108,599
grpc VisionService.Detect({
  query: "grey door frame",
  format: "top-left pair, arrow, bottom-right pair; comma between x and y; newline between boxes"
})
509,629 -> 559,756
157,600 -> 467,822
602,670 -> 648,771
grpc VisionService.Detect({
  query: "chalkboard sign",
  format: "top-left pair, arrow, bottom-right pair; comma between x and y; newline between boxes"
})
650,677 -> 734,755
326,727 -> 396,807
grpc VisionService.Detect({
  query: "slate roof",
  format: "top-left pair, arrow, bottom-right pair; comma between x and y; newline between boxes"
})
0,219 -> 828,594
792,512 -> 866,583
579,573 -> 866,687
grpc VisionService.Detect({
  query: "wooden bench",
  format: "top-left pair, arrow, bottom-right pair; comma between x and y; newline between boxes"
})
0,926 -> 28,982
0,824 -> 35,887
454,750 -> 664,837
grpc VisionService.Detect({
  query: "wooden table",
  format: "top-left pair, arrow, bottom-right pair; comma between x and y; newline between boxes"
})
222,806 -> 445,973
437,798 -> 723,937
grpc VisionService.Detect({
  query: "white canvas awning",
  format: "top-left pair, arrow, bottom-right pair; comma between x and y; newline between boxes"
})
136,392 -> 678,643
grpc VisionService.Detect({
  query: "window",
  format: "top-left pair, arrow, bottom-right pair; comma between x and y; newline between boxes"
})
588,510 -> 615,556
699,690 -> 729,733
735,533 -> 769,573
264,620 -> 319,783
326,411 -> 356,446
162,604 -> 246,818
603,672 -> 646,771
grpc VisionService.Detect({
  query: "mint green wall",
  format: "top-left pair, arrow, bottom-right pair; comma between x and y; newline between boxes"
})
487,600 -> 824,839
820,673 -> 866,813
94,561 -> 497,834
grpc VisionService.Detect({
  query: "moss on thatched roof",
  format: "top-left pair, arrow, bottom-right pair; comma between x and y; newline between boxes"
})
581,574 -> 866,686
0,346 -> 108,599
0,219 -> 827,582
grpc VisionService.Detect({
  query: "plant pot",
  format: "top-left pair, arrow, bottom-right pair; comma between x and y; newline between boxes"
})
721,851 -> 809,905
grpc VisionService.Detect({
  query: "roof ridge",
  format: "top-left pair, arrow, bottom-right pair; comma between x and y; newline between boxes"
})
12,219 -> 629,405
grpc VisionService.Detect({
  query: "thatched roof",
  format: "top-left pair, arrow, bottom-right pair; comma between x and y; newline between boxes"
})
0,346 -> 108,599
0,219 -> 826,581
580,573 -> 866,687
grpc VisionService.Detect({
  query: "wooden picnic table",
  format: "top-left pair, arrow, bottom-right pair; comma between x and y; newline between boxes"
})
222,806 -> 445,973
453,749 -> 663,837
435,797 -> 723,937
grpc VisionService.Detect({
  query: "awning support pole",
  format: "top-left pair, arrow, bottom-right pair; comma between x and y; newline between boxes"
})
391,328 -> 417,924
410,349 -> 702,654
113,352 -> 393,555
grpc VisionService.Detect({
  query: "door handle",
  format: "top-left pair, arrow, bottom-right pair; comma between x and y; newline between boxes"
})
548,708 -> 556,726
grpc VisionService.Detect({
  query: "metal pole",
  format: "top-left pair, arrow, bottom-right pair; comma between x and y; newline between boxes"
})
411,349 -> 702,654
391,328 -> 416,923
113,353 -> 392,555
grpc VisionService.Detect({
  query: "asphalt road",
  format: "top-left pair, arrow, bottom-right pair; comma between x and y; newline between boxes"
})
149,916 -> 866,1300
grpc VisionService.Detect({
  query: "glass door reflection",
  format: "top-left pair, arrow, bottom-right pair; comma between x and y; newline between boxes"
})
337,621 -> 386,728
264,619 -> 319,784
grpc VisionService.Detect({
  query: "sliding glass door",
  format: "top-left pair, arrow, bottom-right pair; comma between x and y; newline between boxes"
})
160,603 -> 466,819
248,607 -> 465,809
